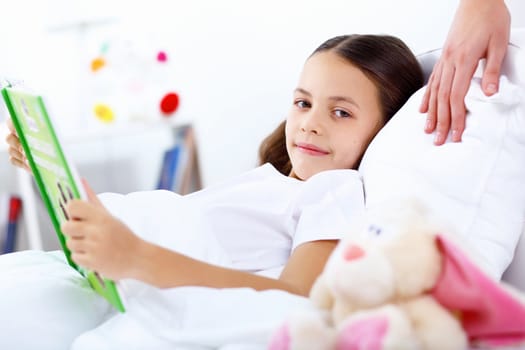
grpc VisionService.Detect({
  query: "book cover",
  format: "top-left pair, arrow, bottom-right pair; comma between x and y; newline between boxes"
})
1,86 -> 125,312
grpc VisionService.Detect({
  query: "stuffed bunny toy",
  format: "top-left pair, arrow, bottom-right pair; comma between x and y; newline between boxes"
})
269,200 -> 525,350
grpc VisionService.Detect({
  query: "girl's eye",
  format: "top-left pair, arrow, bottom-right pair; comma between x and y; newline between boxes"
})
334,109 -> 352,118
295,100 -> 311,109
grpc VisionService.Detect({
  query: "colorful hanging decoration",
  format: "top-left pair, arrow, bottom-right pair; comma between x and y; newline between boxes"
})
87,39 -> 179,124
157,50 -> 168,63
93,103 -> 115,123
160,92 -> 180,116
90,57 -> 106,72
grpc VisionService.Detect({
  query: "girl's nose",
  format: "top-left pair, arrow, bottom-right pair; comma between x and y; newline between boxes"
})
300,110 -> 323,135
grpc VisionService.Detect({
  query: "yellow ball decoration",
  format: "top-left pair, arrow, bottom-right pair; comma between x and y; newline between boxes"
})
93,103 -> 115,123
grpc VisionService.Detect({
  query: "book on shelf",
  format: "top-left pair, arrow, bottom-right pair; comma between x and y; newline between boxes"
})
156,142 -> 182,190
3,195 -> 22,254
156,124 -> 202,195
0,194 -> 23,254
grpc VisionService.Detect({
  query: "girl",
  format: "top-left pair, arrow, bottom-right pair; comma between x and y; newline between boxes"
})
3,34 -> 423,348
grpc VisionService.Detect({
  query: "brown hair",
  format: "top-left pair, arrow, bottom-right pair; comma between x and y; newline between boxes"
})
258,34 -> 424,175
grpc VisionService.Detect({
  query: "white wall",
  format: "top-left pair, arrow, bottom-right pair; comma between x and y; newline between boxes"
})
129,0 -> 457,186
1,0 -> 523,190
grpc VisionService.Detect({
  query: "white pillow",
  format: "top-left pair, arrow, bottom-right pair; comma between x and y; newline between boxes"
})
359,28 -> 525,280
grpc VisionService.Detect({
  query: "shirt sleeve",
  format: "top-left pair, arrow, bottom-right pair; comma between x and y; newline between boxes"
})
292,170 -> 365,251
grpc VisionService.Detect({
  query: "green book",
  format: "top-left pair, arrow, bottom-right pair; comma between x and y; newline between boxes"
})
1,84 -> 125,312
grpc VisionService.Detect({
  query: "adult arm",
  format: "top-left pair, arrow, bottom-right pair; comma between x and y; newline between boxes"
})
420,0 -> 510,145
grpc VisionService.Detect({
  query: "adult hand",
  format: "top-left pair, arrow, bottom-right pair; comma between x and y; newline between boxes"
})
420,0 -> 510,145
5,118 -> 31,172
61,179 -> 143,280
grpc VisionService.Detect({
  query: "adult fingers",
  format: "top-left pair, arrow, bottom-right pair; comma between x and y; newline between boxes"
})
434,64 -> 455,145
448,65 -> 475,142
424,63 -> 443,135
420,75 -> 432,114
482,37 -> 508,96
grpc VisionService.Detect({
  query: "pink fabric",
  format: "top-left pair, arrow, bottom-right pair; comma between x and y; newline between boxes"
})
268,324 -> 291,350
431,234 -> 525,347
336,316 -> 388,350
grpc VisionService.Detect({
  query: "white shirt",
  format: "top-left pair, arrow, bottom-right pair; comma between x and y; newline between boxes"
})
99,163 -> 365,277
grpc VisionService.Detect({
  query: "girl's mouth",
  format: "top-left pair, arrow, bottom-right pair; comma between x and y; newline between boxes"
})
295,142 -> 329,156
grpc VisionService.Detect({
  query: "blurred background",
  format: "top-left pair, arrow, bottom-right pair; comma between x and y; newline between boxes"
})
0,0 -> 523,250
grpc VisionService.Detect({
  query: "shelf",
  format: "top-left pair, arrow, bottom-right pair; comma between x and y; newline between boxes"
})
2,120 -> 192,252
0,118 -> 188,152
62,119 -> 184,143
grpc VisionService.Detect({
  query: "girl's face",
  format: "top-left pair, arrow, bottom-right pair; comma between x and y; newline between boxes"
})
285,51 -> 383,180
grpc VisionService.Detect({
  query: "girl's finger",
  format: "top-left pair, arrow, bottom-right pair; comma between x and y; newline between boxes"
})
5,133 -> 21,148
8,147 -> 25,161
70,252 -> 91,269
6,118 -> 15,133
65,236 -> 86,253
61,220 -> 86,239
82,179 -> 104,208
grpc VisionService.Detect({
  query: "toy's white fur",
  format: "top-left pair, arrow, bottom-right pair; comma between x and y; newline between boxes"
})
272,200 -> 468,350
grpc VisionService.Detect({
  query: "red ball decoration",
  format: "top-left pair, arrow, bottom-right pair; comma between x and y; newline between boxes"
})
157,51 -> 168,62
160,92 -> 180,116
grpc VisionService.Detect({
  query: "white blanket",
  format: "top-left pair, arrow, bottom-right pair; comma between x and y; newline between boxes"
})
0,190 -> 312,349
73,284 -> 310,350
0,249 -> 310,350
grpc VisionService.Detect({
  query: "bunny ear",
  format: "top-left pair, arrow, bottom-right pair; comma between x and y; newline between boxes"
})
431,234 -> 525,347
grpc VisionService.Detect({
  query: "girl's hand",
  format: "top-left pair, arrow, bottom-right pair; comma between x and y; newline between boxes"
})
5,118 -> 31,172
61,179 -> 143,280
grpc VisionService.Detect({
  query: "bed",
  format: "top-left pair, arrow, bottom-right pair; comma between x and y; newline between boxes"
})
0,28 -> 524,350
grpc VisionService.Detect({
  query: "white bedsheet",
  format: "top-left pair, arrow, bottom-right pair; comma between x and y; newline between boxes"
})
0,250 -> 309,350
